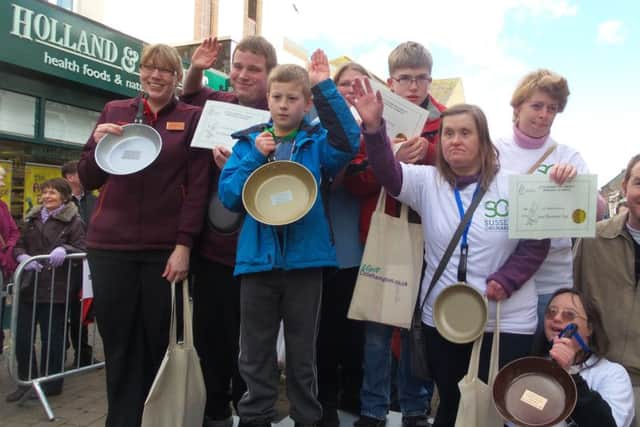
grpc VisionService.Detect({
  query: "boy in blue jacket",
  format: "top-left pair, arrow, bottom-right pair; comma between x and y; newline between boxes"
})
219,49 -> 360,427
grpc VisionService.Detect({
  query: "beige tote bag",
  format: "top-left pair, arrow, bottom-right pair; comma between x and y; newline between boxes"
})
348,190 -> 424,329
141,280 -> 206,427
455,301 -> 503,427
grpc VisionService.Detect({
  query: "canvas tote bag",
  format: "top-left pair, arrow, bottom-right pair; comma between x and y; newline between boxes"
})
141,280 -> 206,427
455,301 -> 503,427
348,190 -> 423,329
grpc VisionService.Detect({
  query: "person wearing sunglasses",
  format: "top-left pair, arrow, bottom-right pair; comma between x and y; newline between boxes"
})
531,288 -> 634,426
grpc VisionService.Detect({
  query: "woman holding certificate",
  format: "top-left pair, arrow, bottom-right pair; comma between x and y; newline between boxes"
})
493,69 -> 591,330
348,78 -> 550,426
78,43 -> 210,427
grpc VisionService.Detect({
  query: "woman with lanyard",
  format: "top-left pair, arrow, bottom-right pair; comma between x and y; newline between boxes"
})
78,44 -> 210,427
348,79 -> 549,426
530,288 -> 634,426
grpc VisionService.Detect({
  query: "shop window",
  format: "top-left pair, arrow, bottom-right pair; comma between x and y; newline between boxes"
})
44,101 -> 100,145
0,89 -> 36,138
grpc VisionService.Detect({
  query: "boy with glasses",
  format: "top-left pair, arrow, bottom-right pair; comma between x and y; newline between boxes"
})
345,41 -> 445,427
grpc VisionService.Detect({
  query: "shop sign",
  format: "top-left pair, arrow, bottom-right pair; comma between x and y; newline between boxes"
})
1,0 -> 145,97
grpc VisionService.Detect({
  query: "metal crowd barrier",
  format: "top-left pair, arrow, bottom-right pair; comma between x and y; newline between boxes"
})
5,252 -> 105,421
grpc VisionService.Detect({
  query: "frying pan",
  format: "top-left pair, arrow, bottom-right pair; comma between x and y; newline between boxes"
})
95,94 -> 162,175
207,187 -> 243,234
433,282 -> 488,344
242,160 -> 317,226
492,325 -> 579,426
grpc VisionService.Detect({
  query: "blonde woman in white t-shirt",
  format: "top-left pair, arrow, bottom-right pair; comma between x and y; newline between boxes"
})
493,69 -> 600,332
348,78 -> 550,427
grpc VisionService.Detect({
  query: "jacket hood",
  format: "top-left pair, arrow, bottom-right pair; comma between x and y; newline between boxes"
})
25,202 -> 79,223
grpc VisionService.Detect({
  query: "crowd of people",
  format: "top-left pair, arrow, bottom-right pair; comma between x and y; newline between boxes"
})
1,33 -> 638,427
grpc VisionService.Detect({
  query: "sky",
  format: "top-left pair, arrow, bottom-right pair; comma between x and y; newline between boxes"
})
278,0 -> 639,187
102,0 -> 639,187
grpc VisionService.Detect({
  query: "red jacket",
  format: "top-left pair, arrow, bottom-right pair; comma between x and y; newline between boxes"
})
344,95 -> 446,243
78,96 -> 210,250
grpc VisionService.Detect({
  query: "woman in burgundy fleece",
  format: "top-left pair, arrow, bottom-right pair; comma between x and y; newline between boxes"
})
77,44 -> 210,427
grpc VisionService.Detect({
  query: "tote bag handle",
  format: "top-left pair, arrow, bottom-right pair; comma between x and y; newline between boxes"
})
168,280 -> 194,351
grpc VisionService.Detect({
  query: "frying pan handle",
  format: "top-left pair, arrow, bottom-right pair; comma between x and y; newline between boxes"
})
558,323 -> 592,354
135,92 -> 148,124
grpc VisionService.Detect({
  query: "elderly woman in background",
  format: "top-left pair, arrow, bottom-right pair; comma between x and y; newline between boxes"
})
7,178 -> 85,402
78,44 -> 210,427
349,79 -> 549,426
531,288 -> 634,426
494,69 -> 595,330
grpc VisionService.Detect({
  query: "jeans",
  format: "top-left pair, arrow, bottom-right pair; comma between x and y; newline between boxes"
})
360,321 -> 432,420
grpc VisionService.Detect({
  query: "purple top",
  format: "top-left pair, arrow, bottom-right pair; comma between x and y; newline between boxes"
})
361,121 -> 549,296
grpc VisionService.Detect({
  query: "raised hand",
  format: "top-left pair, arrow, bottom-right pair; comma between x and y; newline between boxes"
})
349,77 -> 383,132
191,37 -> 221,70
308,49 -> 330,86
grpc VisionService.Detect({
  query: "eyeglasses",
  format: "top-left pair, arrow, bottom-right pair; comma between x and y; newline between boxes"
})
391,74 -> 432,88
140,64 -> 176,76
544,306 -> 587,322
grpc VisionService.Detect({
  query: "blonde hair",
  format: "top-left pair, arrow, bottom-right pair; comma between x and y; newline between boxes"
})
140,44 -> 183,82
388,41 -> 433,76
267,64 -> 311,100
511,69 -> 569,118
333,62 -> 370,84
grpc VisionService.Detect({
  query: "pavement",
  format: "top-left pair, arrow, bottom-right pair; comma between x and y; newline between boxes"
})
0,324 -> 108,427
0,323 -> 428,427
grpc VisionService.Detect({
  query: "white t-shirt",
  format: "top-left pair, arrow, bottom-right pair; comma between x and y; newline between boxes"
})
397,164 -> 537,334
494,134 -> 590,295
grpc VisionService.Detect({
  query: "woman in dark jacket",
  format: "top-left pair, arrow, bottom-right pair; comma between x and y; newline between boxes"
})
6,178 -> 85,402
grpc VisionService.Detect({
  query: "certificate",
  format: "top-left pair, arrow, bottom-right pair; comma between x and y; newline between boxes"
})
508,174 -> 598,239
369,80 -> 429,141
190,100 -> 271,150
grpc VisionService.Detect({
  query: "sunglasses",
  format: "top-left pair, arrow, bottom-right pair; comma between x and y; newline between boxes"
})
544,306 -> 587,323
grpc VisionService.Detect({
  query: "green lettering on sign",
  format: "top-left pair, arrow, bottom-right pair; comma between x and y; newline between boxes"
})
1,0 -> 145,96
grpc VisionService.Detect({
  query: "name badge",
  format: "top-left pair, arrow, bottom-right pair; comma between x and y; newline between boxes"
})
166,121 -> 185,131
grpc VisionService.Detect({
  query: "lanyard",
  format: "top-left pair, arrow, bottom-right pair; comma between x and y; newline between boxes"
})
453,183 -> 480,282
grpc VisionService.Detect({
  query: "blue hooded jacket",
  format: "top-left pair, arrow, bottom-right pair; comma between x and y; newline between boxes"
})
219,79 -> 360,276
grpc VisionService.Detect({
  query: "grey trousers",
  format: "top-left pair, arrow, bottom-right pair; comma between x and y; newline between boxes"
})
238,268 -> 323,425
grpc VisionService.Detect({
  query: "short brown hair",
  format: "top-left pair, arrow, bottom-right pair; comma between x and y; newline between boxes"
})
511,69 -> 569,115
333,62 -> 370,84
436,104 -> 499,191
388,41 -> 433,76
140,44 -> 183,82
234,36 -> 278,73
61,160 -> 78,178
40,178 -> 72,203
267,64 -> 311,100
